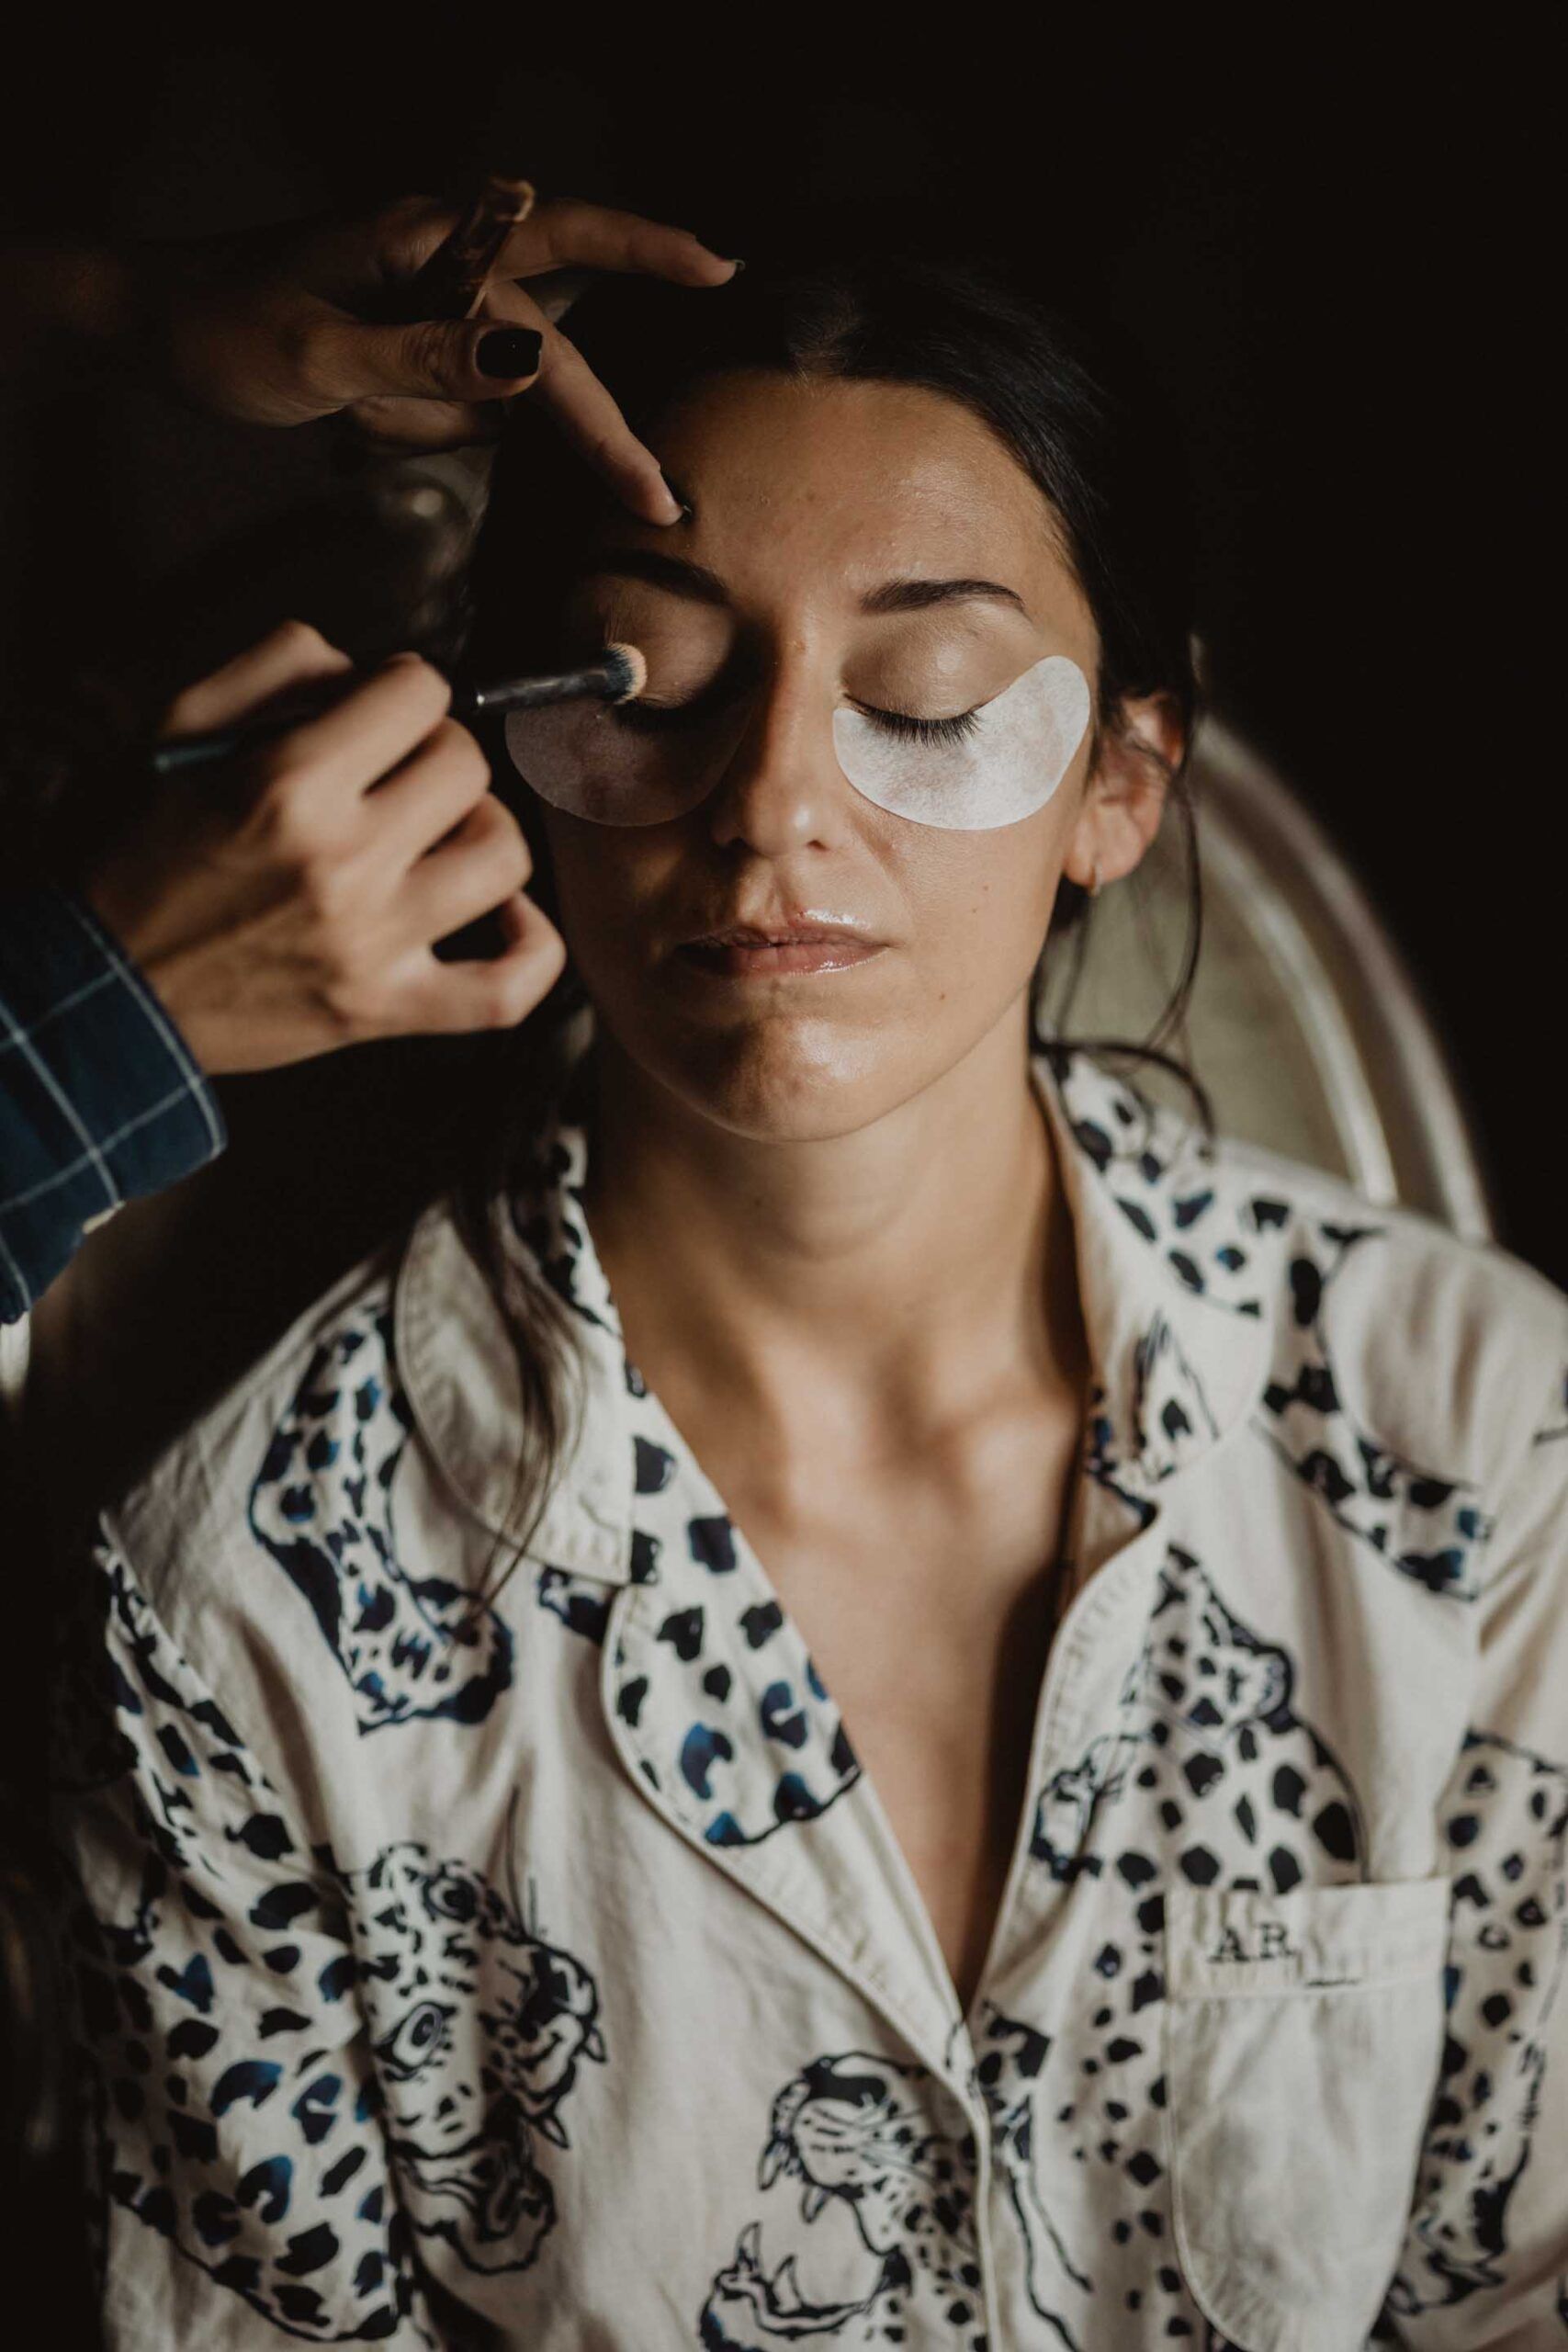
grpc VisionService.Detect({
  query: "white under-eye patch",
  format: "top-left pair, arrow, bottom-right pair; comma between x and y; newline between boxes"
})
502,650 -> 1091,832
832,653 -> 1091,831
502,695 -> 733,828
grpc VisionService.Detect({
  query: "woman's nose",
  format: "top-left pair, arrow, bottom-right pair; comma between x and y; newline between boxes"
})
703,683 -> 848,856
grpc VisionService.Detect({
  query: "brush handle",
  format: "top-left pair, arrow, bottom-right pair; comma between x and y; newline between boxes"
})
403,175 -> 536,323
466,661 -> 631,713
149,695 -> 451,776
149,658 -> 627,777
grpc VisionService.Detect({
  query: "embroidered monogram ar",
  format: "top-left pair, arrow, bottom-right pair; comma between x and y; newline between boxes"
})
1208,1922 -> 1296,1965
50,1023 -> 1568,2350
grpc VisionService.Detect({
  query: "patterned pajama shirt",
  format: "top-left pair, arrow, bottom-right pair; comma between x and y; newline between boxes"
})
49,1021 -> 1568,2349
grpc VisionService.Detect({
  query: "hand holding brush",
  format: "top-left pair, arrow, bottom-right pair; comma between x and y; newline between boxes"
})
150,642 -> 647,776
85,624 -> 602,1074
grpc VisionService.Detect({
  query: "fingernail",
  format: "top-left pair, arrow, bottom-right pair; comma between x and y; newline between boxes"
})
727,258 -> 747,272
477,327 -> 543,379
660,471 -> 694,523
688,234 -> 744,269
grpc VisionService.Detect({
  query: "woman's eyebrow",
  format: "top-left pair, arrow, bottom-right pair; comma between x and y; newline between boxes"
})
860,577 -> 1031,618
581,552 -> 1031,620
583,551 -> 728,605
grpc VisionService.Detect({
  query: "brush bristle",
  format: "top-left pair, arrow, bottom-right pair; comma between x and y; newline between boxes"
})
604,641 -> 648,703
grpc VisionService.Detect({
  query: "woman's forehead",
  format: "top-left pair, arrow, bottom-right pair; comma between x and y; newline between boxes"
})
589,371 -> 1085,627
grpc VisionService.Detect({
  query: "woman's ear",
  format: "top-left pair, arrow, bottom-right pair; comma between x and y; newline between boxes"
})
1062,689 -> 1185,894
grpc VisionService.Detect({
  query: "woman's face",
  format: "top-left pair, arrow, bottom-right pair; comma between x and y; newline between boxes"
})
521,368 -> 1149,1140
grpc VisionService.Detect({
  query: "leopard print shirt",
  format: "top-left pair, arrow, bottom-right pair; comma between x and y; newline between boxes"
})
50,1028 -> 1568,2351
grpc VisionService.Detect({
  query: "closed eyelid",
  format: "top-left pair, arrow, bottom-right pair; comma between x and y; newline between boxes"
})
851,641 -> 1052,719
852,609 -> 1044,705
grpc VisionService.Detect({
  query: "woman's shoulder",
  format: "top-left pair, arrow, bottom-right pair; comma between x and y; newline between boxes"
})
1201,1117 -> 1568,1522
1057,1036 -> 1566,1530
1057,1042 -> 1567,1401
1209,1117 -> 1565,1329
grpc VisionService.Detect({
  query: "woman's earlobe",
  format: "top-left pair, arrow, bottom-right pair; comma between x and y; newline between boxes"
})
1061,805 -> 1111,896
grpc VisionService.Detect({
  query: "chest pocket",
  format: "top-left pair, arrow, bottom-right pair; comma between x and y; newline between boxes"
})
1162,1875 -> 1451,2352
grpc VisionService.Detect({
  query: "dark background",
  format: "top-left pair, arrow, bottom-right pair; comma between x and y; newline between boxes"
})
0,21 -> 1551,2313
0,23 -> 1551,1281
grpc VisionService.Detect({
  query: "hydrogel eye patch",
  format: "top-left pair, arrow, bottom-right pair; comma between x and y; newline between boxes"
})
503,696 -> 739,828
503,650 -> 1091,831
831,654 -> 1092,831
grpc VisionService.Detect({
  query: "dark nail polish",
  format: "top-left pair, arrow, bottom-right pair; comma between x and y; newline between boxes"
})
477,327 -> 543,379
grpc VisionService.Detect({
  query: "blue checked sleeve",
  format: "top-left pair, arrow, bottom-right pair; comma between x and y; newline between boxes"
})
0,887 -> 225,1322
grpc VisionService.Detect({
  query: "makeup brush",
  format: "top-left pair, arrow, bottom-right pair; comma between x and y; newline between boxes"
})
400,172 -> 536,323
464,645 -> 646,713
150,644 -> 648,776
329,168 -> 537,478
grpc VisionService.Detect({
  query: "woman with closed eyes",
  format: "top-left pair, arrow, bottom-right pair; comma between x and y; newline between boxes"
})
51,251 -> 1568,2351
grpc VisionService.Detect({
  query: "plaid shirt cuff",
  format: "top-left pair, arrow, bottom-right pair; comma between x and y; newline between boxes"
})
0,888 -> 226,1322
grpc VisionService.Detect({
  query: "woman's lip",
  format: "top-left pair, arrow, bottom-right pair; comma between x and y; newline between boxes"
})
676,939 -> 886,978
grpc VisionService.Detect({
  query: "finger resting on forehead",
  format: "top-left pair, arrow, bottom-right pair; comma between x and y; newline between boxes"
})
527,337 -> 675,516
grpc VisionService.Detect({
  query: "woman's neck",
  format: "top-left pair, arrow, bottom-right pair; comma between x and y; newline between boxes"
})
579,1002 -> 1089,1467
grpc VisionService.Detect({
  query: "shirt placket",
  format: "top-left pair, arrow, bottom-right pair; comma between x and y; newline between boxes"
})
601,1353 -> 1179,2346
964,1497 -> 1176,2343
602,1554 -> 1016,2345
598,1464 -> 976,2084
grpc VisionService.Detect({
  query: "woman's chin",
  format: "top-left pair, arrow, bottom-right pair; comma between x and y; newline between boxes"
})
628,950 -> 902,1055
626,1009 -> 923,1143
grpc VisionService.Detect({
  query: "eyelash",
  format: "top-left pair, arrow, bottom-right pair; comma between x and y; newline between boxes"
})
609,696 -> 719,736
610,695 -> 984,744
862,706 -> 982,746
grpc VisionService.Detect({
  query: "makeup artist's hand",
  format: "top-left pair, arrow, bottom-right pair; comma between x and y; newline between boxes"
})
82,621 -> 567,1074
142,196 -> 738,522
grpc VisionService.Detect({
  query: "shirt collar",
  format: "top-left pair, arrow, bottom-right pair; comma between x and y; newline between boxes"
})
1038,1035 -> 1275,1527
396,1015 -> 1275,1581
